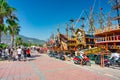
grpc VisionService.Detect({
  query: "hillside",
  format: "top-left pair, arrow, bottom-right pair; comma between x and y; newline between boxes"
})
2,34 -> 46,45
19,35 -> 46,45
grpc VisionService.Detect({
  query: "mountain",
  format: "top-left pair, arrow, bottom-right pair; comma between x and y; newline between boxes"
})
19,35 -> 46,45
1,34 -> 46,45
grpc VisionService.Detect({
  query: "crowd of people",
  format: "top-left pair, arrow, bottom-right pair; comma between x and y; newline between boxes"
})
0,47 -> 31,61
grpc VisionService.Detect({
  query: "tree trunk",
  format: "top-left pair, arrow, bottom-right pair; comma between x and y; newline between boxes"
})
0,30 -> 1,43
0,16 -> 3,43
11,34 -> 14,48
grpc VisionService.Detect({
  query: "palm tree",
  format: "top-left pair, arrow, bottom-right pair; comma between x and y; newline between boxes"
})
0,0 -> 16,43
6,14 -> 20,47
15,37 -> 22,47
0,24 -> 7,41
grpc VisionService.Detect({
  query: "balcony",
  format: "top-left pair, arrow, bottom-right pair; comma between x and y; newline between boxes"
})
95,25 -> 120,36
95,35 -> 120,43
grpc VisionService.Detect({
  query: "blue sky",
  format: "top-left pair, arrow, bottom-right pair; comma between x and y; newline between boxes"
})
7,0 -> 114,40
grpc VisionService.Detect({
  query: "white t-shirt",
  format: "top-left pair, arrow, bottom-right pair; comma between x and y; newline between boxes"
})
17,48 -> 22,54
75,51 -> 78,56
5,49 -> 9,55
47,50 -> 50,54
111,53 -> 120,60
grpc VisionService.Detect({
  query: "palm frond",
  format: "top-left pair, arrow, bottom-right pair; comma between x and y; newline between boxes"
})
0,24 -> 5,30
8,25 -> 13,34
13,16 -> 19,21
3,24 -> 7,34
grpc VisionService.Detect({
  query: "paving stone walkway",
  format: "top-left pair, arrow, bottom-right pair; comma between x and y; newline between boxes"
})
0,51 -> 117,80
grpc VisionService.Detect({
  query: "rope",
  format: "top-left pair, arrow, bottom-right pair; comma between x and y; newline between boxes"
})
75,0 -> 96,28
91,0 -> 97,14
74,10 -> 84,28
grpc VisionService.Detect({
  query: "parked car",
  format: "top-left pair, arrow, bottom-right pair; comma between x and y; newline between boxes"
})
54,52 -> 65,60
109,57 -> 120,67
95,55 -> 111,67
117,58 -> 120,66
48,51 -> 54,57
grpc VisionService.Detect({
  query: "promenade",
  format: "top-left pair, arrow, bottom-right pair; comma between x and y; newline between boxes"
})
0,51 -> 119,80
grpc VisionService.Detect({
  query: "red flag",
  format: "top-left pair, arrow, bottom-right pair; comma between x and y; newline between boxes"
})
76,19 -> 80,22
100,8 -> 103,10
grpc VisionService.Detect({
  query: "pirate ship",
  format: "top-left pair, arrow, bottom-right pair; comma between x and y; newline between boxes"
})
95,0 -> 120,51
52,18 -> 96,52
46,0 -> 120,54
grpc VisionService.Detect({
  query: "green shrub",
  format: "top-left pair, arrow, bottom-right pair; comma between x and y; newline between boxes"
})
0,43 -> 8,49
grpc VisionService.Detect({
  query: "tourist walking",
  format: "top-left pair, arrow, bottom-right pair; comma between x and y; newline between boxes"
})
5,47 -> 12,61
23,47 -> 27,61
0,48 -> 2,57
27,48 -> 31,57
17,47 -> 22,61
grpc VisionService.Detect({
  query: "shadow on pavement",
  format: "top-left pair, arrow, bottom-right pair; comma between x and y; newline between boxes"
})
30,54 -> 41,58
28,58 -> 36,61
109,66 -> 120,70
25,54 -> 42,61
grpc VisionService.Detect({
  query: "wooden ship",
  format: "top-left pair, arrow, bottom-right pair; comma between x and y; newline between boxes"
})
46,0 -> 120,54
44,0 -> 120,67
51,17 -> 96,53
46,7 -> 99,54
95,0 -> 120,51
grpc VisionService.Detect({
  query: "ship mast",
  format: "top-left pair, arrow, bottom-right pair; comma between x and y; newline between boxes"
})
109,0 -> 120,26
88,8 -> 96,35
66,23 -> 68,38
98,8 -> 105,30
57,24 -> 60,35
113,0 -> 120,26
81,17 -> 85,29
69,19 -> 75,38
107,12 -> 112,27
57,24 -> 60,42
